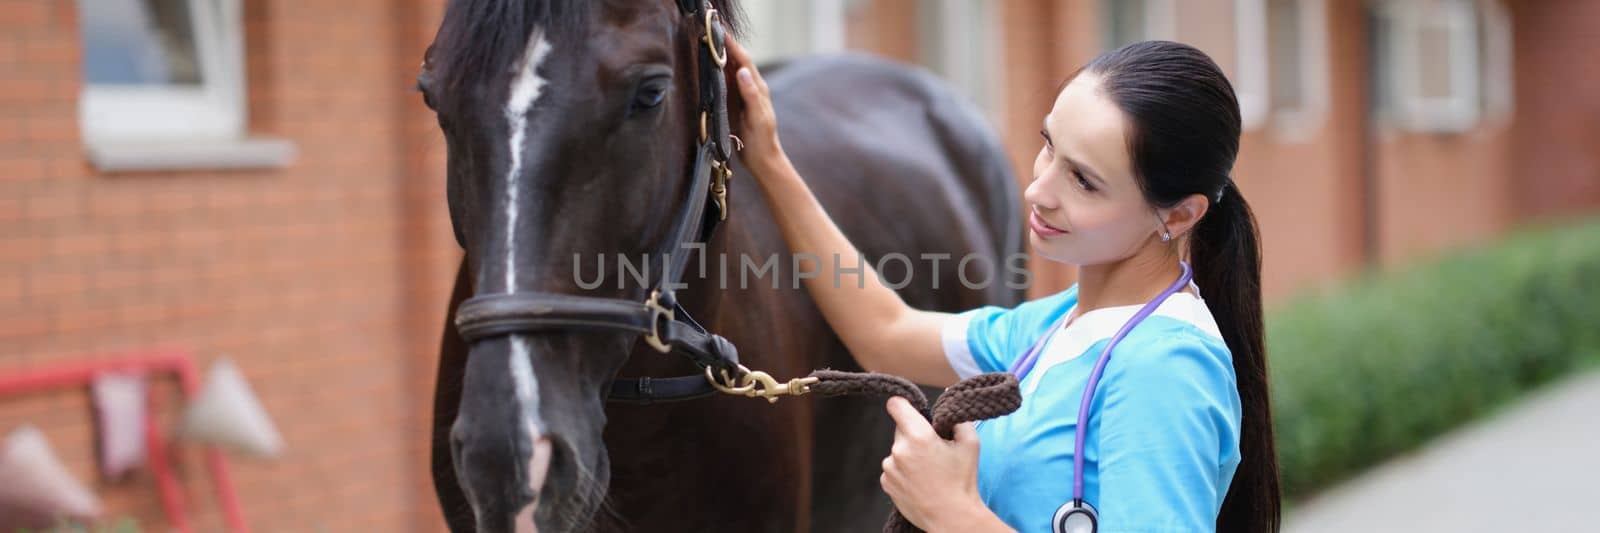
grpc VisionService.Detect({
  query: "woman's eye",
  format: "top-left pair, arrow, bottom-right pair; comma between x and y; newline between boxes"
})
634,84 -> 668,109
1074,170 -> 1095,191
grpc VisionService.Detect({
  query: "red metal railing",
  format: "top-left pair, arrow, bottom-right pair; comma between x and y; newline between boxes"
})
0,350 -> 248,532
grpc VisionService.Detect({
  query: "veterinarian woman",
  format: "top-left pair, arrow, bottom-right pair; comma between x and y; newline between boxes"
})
725,37 -> 1280,533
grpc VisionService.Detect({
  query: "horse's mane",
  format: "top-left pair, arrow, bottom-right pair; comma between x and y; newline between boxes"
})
431,0 -> 744,92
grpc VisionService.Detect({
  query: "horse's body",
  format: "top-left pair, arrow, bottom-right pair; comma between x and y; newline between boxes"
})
422,3 -> 1021,531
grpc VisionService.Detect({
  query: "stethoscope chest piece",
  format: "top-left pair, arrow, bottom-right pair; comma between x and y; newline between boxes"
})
1053,499 -> 1098,533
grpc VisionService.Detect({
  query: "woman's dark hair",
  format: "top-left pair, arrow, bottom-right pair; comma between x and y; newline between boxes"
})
1081,40 -> 1280,532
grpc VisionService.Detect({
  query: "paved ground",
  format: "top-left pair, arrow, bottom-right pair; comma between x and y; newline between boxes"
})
1284,369 -> 1600,532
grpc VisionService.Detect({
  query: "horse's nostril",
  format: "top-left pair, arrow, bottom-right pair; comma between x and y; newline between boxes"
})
529,437 -> 553,497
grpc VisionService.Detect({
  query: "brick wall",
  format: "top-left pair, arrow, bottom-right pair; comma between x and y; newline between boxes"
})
1512,0 -> 1600,219
1,0 -> 455,531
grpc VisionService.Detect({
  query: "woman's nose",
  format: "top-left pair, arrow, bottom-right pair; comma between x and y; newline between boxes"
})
1023,176 -> 1057,211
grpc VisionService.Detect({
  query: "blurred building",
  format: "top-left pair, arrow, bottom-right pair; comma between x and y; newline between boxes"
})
1,0 -> 1597,531
4,0 -> 456,530
783,0 -> 1600,297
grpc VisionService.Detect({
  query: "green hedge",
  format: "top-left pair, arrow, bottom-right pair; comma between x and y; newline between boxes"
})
1267,218 -> 1600,499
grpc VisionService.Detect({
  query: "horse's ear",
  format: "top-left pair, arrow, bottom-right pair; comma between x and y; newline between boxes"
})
714,1 -> 747,40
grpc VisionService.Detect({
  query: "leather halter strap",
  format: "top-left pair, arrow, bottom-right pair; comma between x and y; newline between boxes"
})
453,0 -> 738,405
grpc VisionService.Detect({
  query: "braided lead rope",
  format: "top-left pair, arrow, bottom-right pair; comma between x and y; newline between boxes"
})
806,370 -> 1022,533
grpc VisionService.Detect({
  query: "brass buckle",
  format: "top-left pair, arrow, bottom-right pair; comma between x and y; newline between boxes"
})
711,160 -> 731,221
699,111 -> 709,145
643,289 -> 674,353
705,364 -> 819,404
703,7 -> 727,68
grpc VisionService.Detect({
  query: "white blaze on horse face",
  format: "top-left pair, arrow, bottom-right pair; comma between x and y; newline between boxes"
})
509,337 -> 552,508
503,30 -> 555,526
509,338 -> 540,423
503,28 -> 554,292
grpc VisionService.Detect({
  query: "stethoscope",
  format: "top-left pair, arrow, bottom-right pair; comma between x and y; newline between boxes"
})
1004,261 -> 1194,533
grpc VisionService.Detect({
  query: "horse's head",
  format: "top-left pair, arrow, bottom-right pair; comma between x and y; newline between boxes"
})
417,0 -> 740,530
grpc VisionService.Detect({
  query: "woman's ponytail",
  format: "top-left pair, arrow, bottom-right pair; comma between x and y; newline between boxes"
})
1192,182 -> 1280,533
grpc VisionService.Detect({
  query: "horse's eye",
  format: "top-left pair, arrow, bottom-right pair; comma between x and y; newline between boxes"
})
633,81 -> 669,110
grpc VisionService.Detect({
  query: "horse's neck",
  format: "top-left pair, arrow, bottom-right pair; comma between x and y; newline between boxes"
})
671,215 -> 780,331
673,229 -> 737,325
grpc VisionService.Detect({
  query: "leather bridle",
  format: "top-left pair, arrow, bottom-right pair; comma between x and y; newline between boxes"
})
452,0 -> 815,405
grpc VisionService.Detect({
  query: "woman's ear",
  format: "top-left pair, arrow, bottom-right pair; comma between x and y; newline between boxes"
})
1159,193 -> 1211,241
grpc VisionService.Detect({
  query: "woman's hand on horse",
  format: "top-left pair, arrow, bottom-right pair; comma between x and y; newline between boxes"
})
725,37 -> 786,176
881,396 -> 992,531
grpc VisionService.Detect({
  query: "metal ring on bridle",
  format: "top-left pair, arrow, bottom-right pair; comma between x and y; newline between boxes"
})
699,111 -> 709,144
703,8 -> 727,68
643,289 -> 674,353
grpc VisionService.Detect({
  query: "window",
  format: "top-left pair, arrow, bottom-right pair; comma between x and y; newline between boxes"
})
79,0 -> 244,142
919,0 -> 1004,121
736,0 -> 847,63
78,0 -> 294,171
1102,0 -> 1176,50
1267,0 -> 1305,112
1239,0 -> 1330,137
743,0 -> 1005,124
1373,0 -> 1511,133
1234,0 -> 1268,130
1478,0 -> 1514,123
1105,0 -> 1284,131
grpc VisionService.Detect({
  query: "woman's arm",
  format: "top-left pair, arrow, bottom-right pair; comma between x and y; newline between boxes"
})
727,38 -> 960,387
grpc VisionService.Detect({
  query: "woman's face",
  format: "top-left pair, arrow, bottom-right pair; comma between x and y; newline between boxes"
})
1025,72 -> 1163,266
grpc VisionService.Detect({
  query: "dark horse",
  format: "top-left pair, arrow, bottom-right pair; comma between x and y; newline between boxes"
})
418,1 -> 1023,531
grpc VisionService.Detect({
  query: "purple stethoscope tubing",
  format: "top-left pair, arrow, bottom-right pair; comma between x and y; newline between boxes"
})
1006,261 -> 1194,502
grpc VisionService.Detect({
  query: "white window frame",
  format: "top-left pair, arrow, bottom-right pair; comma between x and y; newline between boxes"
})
920,0 -> 1005,123
811,0 -> 847,56
1478,0 -> 1514,125
1378,0 -> 1483,133
1109,0 -> 1281,132
738,0 -> 846,63
79,0 -> 246,143
1101,0 -> 1177,50
1146,0 -> 1178,43
1236,0 -> 1330,139
1234,0 -> 1270,131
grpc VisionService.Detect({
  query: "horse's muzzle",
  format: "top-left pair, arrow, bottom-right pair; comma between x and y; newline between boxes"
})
520,436 -> 553,533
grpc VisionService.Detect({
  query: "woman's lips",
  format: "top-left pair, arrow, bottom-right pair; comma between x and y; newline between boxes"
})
1029,211 -> 1068,237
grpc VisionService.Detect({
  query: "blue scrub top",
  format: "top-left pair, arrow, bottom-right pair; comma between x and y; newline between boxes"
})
941,284 -> 1242,533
